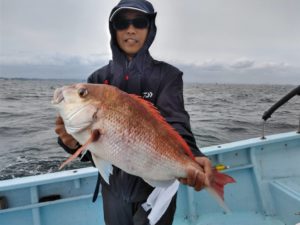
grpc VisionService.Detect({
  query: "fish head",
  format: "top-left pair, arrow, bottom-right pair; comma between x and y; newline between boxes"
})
52,83 -> 106,134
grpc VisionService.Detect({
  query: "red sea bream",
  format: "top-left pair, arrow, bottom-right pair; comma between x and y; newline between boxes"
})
52,83 -> 235,225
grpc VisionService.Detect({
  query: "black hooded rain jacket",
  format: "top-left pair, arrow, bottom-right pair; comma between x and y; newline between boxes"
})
85,0 -> 205,202
58,0 -> 205,204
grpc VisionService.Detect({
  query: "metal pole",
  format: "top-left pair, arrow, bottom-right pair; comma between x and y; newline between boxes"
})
261,121 -> 266,139
297,115 -> 300,133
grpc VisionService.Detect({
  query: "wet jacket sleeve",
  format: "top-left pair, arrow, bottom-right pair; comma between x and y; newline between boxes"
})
156,71 -> 205,157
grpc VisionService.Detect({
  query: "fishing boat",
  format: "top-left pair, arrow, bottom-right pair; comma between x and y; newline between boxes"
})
0,86 -> 299,225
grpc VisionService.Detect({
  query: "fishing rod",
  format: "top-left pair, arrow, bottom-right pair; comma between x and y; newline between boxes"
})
262,85 -> 300,121
261,85 -> 300,138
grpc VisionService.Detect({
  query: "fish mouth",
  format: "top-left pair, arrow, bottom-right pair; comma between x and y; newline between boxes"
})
63,104 -> 97,134
52,88 -> 64,105
65,104 -> 93,122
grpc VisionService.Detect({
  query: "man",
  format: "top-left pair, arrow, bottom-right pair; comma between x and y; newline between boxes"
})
55,0 -> 212,224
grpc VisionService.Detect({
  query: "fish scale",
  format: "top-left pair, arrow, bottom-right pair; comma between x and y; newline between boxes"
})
102,122 -> 179,180
92,103 -> 186,180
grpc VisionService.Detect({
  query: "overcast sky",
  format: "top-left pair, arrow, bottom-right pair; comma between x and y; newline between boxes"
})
1,0 -> 299,84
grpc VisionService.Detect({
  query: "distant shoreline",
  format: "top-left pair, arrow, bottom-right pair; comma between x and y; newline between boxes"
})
0,77 -> 296,87
0,77 -> 83,82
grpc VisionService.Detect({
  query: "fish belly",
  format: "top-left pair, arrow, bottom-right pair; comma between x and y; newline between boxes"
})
88,135 -> 187,181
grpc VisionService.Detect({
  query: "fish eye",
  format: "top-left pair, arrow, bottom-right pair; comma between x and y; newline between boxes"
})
78,88 -> 88,98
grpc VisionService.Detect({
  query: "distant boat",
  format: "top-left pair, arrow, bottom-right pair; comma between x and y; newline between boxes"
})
1,86 -> 299,225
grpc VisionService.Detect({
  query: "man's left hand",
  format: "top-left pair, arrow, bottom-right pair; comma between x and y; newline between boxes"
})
179,157 -> 213,191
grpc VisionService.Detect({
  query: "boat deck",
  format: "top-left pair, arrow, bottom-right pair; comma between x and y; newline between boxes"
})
174,212 -> 284,225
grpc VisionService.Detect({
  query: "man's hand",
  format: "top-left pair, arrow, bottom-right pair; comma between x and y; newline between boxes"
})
55,116 -> 78,149
179,157 -> 213,191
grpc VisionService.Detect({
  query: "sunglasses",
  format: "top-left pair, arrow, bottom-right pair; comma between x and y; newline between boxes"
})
112,17 -> 150,30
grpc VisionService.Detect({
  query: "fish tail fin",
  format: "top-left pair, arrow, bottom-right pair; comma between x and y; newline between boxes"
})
206,170 -> 235,213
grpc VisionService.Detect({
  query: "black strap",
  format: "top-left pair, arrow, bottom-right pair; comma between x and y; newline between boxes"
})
92,173 -> 101,202
90,69 -> 113,203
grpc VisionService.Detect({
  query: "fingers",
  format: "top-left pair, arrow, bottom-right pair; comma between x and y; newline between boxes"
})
55,116 -> 65,135
195,157 -> 213,186
194,171 -> 206,191
55,123 -> 65,135
55,116 -> 64,125
55,116 -> 78,149
179,157 -> 214,191
179,167 -> 206,191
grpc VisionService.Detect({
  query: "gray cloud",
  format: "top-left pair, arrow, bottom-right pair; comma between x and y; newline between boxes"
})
230,59 -> 255,69
0,53 -> 109,66
1,0 -> 300,83
195,60 -> 225,71
0,52 -> 298,84
0,53 -> 107,80
178,59 -> 299,84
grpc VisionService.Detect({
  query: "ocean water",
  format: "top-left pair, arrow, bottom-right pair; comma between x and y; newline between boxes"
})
0,78 -> 299,180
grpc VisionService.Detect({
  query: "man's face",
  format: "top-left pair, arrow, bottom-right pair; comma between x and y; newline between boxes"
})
114,10 -> 149,59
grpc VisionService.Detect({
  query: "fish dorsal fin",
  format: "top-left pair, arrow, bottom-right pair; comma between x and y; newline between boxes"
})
128,94 -> 195,160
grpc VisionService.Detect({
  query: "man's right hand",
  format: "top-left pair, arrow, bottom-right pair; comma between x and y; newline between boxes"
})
55,116 -> 78,149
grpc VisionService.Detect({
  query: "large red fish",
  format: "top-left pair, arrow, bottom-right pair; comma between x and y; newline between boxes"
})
52,83 -> 235,224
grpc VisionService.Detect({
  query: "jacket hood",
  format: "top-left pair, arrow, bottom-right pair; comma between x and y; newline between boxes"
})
109,0 -> 156,21
108,0 -> 157,64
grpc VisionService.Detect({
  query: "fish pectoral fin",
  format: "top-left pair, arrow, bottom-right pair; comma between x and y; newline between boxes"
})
92,154 -> 113,185
142,180 -> 179,225
59,129 -> 101,170
90,129 -> 101,142
143,179 -> 175,188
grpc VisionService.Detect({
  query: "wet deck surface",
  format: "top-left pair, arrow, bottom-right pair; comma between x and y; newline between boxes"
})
173,212 -> 284,225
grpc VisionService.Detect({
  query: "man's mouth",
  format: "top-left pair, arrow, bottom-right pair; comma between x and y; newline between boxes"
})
125,38 -> 138,44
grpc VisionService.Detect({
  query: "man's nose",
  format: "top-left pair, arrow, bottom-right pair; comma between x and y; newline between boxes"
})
126,24 -> 136,34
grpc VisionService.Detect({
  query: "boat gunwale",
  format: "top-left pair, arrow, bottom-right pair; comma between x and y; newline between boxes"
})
0,131 -> 299,191
201,131 -> 300,155
0,167 -> 98,191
